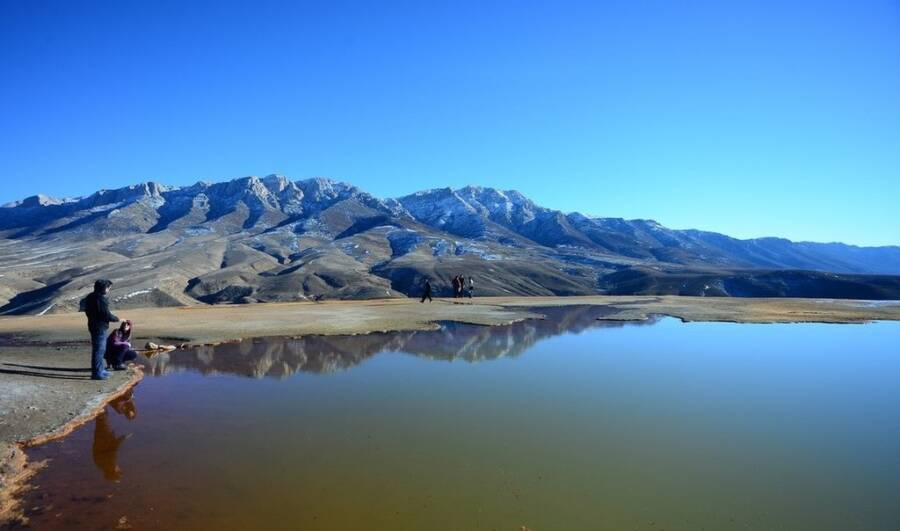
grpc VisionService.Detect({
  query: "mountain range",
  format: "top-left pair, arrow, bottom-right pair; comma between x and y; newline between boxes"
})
1,174 -> 899,315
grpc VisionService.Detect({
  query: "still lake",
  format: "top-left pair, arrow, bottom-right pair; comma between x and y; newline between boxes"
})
15,307 -> 900,530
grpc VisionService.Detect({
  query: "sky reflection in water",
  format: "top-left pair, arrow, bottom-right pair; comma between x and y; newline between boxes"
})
17,307 -> 900,531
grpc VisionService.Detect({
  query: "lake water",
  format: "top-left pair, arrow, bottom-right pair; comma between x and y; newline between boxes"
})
13,307 -> 900,530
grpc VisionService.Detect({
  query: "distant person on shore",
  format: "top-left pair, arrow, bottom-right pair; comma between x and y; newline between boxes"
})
467,276 -> 475,298
420,278 -> 433,303
451,275 -> 460,298
105,320 -> 138,371
81,279 -> 122,380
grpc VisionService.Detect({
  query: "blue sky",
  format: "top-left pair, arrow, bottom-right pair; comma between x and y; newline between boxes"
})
2,0 -> 898,245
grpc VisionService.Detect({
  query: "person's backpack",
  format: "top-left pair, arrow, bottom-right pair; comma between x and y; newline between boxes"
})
80,293 -> 99,317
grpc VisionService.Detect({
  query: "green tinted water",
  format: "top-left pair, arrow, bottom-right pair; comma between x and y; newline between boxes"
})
14,307 -> 900,530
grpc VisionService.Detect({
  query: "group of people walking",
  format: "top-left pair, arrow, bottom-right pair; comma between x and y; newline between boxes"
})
419,275 -> 474,303
452,274 -> 474,299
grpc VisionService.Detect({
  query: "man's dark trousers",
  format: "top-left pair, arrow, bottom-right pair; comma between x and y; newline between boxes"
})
89,323 -> 109,377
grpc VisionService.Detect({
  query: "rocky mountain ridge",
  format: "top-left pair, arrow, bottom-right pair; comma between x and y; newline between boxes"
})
1,174 -> 899,314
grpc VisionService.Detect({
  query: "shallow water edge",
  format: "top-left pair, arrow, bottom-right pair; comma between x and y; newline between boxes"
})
0,368 -> 142,524
2,296 -> 898,526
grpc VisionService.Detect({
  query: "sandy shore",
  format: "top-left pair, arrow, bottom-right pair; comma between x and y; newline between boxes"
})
1,295 -> 899,522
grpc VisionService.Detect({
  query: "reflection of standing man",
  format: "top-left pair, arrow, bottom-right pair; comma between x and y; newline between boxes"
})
110,391 -> 137,420
91,392 -> 137,482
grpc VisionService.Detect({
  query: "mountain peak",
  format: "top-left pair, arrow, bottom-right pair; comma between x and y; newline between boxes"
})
139,181 -> 167,197
262,174 -> 291,192
296,177 -> 356,203
406,187 -> 454,197
4,194 -> 68,208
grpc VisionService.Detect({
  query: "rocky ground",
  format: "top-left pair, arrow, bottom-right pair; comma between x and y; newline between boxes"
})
2,295 -> 899,522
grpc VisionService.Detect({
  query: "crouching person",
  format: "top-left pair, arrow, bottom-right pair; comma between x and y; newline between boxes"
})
105,320 -> 138,371
82,279 -> 121,380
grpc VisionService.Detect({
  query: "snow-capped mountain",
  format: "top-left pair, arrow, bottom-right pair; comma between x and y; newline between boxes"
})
1,174 -> 899,314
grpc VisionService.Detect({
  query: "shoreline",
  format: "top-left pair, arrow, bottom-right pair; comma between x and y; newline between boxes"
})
2,295 -> 900,524
2,296 -> 899,346
0,367 -> 143,524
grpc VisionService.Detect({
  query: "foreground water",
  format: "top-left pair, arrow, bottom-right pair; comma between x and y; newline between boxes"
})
14,307 -> 900,530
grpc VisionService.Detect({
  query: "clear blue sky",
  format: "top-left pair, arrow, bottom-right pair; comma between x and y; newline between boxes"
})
2,0 -> 898,246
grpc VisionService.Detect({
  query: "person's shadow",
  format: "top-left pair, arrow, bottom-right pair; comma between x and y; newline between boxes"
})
91,391 -> 137,482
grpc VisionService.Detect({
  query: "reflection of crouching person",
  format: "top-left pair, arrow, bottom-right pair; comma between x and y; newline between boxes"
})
105,320 -> 138,371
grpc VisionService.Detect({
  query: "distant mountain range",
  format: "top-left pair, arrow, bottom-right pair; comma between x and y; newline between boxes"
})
1,174 -> 899,315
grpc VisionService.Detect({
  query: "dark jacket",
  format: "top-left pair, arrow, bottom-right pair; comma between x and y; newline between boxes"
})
83,292 -> 119,327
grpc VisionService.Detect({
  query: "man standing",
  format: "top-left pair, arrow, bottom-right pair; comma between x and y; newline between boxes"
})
82,279 -> 121,380
420,278 -> 433,303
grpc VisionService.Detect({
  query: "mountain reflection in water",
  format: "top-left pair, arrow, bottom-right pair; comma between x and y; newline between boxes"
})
17,313 -> 900,531
141,306 -> 659,379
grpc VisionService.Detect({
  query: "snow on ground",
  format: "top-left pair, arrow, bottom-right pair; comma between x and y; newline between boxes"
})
114,289 -> 153,302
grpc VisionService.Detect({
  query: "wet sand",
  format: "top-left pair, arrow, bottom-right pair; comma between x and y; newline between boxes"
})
1,295 -> 899,523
